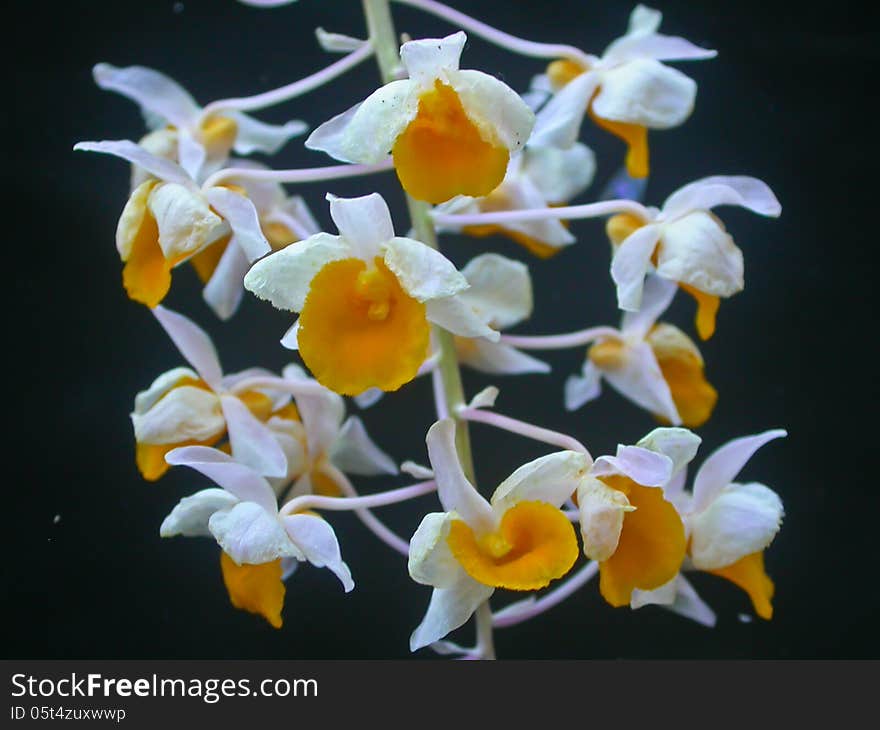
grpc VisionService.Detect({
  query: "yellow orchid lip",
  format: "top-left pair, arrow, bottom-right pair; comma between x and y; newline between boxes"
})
220,552 -> 285,629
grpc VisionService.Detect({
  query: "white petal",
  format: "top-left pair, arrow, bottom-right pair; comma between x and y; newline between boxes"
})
293,387 -> 345,457
602,341 -> 681,424
401,32 -> 465,86
116,180 -> 157,259
409,575 -> 494,651
220,394 -> 288,478
152,305 -> 224,390
664,574 -> 716,627
425,419 -> 495,531
528,71 -> 600,149
160,488 -> 240,537
315,27 -> 368,52
354,388 -> 383,409
636,427 -> 701,478
592,59 -> 696,129
282,514 -> 354,591
202,238 -> 249,321
691,429 -> 787,514
306,82 -> 417,163
408,512 -> 460,588
689,482 -> 784,570
521,143 -> 596,204
610,223 -> 662,310
92,63 -> 200,128
593,444 -> 673,487
425,296 -> 500,341
133,366 -> 199,414
280,320 -> 299,350
401,461 -> 435,480
491,451 -> 590,511
148,183 -> 224,261
604,33 -> 717,64
466,386 -> 499,410
457,339 -> 550,376
243,232 -> 350,312
74,140 -> 192,187
662,176 -> 782,220
131,386 -> 223,445
210,502 -> 302,564
328,192 -> 394,260
449,69 -> 535,153
204,187 -> 270,262
577,475 -> 633,561
459,253 -> 532,329
266,420 -> 309,488
165,445 -> 278,513
625,4 -> 663,36
383,237 -> 469,302
564,361 -> 603,411
620,273 -> 678,338
227,110 -> 307,155
177,130 -> 207,180
330,417 -> 398,475
630,574 -> 678,608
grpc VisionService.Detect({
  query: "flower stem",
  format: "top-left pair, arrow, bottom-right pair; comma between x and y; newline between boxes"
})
203,159 -> 393,190
431,199 -> 651,228
279,479 -> 436,517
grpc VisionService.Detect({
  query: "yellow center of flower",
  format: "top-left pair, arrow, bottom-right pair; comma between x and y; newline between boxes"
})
707,551 -> 775,620
119,181 -> 173,308
189,232 -> 232,284
262,222 -> 298,251
588,338 -> 628,370
545,59 -> 588,90
220,552 -> 285,629
200,115 -> 239,159
605,212 -> 646,248
589,104 -> 650,179
297,257 -> 429,396
679,282 -> 721,340
446,501 -> 579,591
392,80 -> 509,205
597,475 -> 686,607
648,328 -> 718,428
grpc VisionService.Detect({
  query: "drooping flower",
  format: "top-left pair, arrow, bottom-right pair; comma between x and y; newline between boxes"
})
244,192 -> 501,396
74,140 -> 271,311
565,275 -> 717,427
93,63 -> 306,181
132,305 -> 292,481
633,429 -> 786,621
306,32 -> 535,204
160,445 -> 354,628
433,142 -> 595,258
607,175 -> 781,338
529,4 -> 716,178
577,427 -> 700,607
408,419 -> 587,650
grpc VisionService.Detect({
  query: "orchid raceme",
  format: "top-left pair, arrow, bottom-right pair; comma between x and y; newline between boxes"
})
433,142 -> 596,258
93,63 -> 307,181
529,4 -> 716,178
631,429 -> 787,621
408,419 -> 588,650
565,275 -> 717,427
244,192 -> 501,396
74,140 -> 271,310
160,445 -> 354,628
577,427 -> 700,607
608,175 -> 782,338
306,31 -> 535,204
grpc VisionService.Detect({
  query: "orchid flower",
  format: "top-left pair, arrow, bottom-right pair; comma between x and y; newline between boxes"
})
408,419 -> 588,650
607,175 -> 781,338
306,32 -> 534,204
160,445 -> 354,628
244,192 -> 501,396
433,142 -> 595,258
93,63 -> 306,181
529,4 -> 716,178
74,140 -> 271,311
565,275 -> 717,427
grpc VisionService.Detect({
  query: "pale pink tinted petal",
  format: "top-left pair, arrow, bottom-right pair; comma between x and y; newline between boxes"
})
662,176 -> 781,220
74,140 -> 192,187
205,187 -> 271,262
220,394 -> 288,478
92,63 -> 200,128
282,514 -> 354,592
152,305 -> 224,390
330,417 -> 398,475
611,224 -> 662,310
202,238 -> 249,321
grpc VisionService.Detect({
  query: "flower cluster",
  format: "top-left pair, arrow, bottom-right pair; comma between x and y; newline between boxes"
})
77,0 -> 787,658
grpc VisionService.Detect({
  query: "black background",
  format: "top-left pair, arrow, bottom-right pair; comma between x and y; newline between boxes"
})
8,0 -> 878,659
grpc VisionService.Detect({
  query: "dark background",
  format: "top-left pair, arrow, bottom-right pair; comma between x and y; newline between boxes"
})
8,0 -> 877,659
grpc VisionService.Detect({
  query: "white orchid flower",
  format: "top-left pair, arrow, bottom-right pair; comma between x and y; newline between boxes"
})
607,175 -> 781,337
408,419 -> 587,650
74,140 -> 271,312
577,427 -> 701,608
160,445 -> 353,629
93,62 -> 306,181
565,275 -> 716,427
132,305 -> 298,481
633,429 -> 786,622
244,192 -> 502,396
530,5 -> 716,178
306,31 -> 534,204
433,142 -> 595,258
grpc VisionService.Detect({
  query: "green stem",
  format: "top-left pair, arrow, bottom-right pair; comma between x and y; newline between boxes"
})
362,0 -> 476,485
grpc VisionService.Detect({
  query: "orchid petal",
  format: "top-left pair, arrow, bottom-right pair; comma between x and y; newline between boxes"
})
220,394 -> 288,478
282,514 -> 354,591
205,187 -> 270,262
152,305 -> 224,390
330,417 -> 398,476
